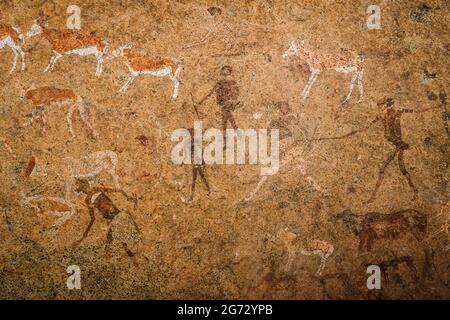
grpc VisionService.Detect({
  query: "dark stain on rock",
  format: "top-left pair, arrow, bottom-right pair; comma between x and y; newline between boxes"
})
136,134 -> 149,146
411,4 -> 432,22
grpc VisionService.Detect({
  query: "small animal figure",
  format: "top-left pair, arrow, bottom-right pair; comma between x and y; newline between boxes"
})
25,13 -> 108,76
0,23 -> 25,72
283,38 -> 364,103
109,45 -> 181,98
23,85 -> 98,139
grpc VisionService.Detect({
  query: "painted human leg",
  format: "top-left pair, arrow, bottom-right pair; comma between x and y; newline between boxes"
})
367,149 -> 397,203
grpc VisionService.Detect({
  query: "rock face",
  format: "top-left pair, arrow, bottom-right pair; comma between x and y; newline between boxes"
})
0,1 -> 448,299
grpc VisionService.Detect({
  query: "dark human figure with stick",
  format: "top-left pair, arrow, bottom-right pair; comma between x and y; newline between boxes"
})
316,97 -> 439,203
198,65 -> 241,147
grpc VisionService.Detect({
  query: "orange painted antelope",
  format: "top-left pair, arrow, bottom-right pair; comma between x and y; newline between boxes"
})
109,45 -> 181,99
25,18 -> 108,76
20,191 -> 78,231
23,85 -> 98,139
0,23 -> 25,72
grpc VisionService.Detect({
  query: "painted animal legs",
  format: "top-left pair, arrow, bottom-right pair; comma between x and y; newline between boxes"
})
9,47 -> 18,73
119,72 -> 137,92
108,168 -> 121,189
171,75 -> 180,99
343,72 -> 358,104
44,51 -> 62,72
301,70 -> 320,99
49,209 -> 76,229
66,104 -> 76,139
95,53 -> 104,77
22,106 -> 46,128
77,103 -> 98,139
10,43 -> 26,71
357,72 -> 364,102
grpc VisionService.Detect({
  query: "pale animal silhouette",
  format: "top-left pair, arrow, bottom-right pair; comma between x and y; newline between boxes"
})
0,23 -> 25,72
0,138 -> 16,158
278,228 -> 334,275
109,45 -> 181,99
63,150 -> 121,200
283,39 -> 364,103
20,191 -> 78,232
245,142 -> 323,201
26,17 -> 108,76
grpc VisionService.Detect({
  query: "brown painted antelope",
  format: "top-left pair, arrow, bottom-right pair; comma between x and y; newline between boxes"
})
0,23 -> 25,72
109,45 -> 181,99
25,18 -> 108,76
367,255 -> 418,284
334,209 -> 427,252
283,38 -> 364,104
23,85 -> 98,139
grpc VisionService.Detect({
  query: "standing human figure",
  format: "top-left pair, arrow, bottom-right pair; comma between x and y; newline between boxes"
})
199,65 -> 241,146
185,128 -> 211,202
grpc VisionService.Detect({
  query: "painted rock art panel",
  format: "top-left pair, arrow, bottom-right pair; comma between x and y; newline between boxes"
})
0,0 -> 448,299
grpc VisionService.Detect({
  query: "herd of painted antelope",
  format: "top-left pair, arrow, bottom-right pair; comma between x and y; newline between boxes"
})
0,10 -> 448,287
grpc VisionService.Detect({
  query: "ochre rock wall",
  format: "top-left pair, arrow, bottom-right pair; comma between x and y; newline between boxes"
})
0,0 -> 448,299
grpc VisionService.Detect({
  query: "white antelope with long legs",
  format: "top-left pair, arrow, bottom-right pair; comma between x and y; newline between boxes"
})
278,228 -> 334,275
22,85 -> 98,139
109,45 -> 181,99
25,16 -> 108,76
283,38 -> 364,104
0,24 -> 25,72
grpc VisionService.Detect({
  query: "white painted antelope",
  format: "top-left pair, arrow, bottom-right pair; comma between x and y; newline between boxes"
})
0,23 -> 25,72
109,45 -> 181,99
62,150 -> 121,201
25,18 -> 108,76
283,38 -> 364,104
299,240 -> 335,276
23,85 -> 98,139
20,191 -> 78,232
277,228 -> 334,276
